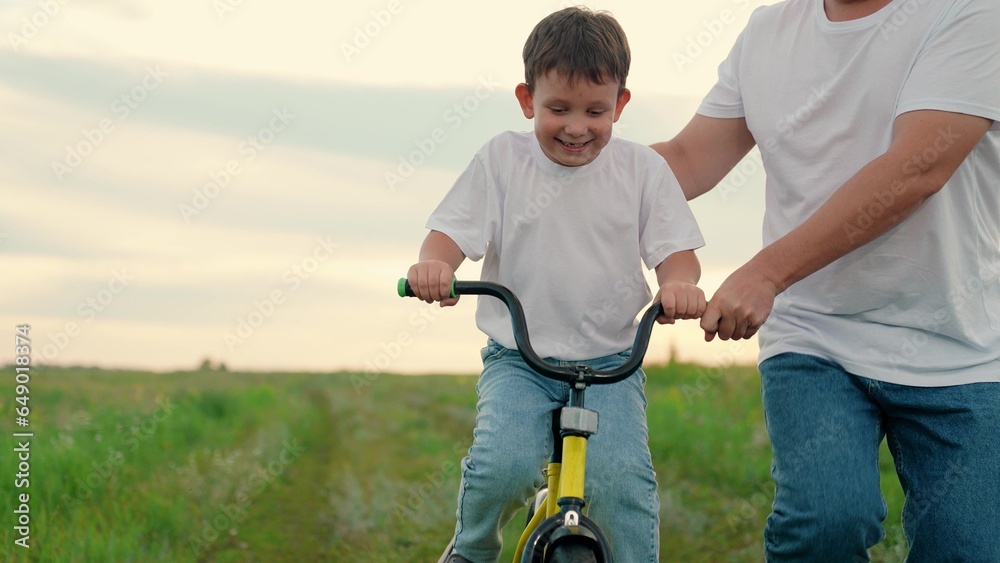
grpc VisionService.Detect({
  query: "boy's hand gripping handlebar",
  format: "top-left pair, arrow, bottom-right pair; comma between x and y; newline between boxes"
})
398,278 -> 664,385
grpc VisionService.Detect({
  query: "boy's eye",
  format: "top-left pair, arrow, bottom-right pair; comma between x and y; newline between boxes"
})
549,107 -> 567,114
588,110 -> 605,116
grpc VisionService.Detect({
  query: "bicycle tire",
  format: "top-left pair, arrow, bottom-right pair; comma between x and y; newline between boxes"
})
547,542 -> 598,563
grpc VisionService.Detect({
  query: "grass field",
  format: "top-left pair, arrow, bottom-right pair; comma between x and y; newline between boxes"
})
1,363 -> 908,562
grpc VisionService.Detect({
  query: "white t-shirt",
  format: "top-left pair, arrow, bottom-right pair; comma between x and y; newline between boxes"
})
427,131 -> 704,360
699,0 -> 1000,386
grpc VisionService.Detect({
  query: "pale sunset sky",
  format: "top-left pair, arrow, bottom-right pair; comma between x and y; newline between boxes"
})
1,0 -> 775,374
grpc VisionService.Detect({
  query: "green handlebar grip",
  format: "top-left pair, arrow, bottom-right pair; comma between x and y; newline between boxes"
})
397,278 -> 457,298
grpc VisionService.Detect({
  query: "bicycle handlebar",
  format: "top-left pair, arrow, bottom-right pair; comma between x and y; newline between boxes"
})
398,279 -> 664,385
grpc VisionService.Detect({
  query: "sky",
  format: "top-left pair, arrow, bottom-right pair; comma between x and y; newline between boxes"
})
1,0 -> 776,375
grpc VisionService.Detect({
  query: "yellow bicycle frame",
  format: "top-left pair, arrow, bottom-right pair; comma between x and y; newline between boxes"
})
512,435 -> 588,561
398,278 -> 656,562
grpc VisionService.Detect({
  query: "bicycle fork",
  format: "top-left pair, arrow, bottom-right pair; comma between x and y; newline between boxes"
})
515,380 -> 611,562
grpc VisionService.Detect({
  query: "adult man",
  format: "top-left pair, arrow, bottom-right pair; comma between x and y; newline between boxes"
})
653,0 -> 1000,560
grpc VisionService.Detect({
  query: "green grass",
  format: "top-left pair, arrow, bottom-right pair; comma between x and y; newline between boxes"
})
0,364 -> 907,562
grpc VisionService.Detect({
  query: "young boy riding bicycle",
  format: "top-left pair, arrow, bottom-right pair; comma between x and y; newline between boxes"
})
405,7 -> 706,562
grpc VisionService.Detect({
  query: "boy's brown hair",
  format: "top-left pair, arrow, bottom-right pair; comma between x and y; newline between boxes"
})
522,6 -> 631,94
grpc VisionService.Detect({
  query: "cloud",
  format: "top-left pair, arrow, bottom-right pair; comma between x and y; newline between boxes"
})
1,49 -> 764,373
1,51 -> 704,166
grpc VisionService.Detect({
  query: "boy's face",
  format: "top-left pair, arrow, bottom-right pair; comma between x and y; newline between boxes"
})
515,71 -> 630,167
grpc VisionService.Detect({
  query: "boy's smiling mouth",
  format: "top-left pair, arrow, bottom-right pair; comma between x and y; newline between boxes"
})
558,139 -> 592,151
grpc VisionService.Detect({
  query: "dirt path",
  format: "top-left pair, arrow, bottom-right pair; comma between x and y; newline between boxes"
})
201,381 -> 339,562
200,374 -> 477,562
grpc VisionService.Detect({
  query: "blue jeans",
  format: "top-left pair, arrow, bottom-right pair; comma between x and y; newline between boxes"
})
759,353 -> 1000,562
451,339 -> 659,562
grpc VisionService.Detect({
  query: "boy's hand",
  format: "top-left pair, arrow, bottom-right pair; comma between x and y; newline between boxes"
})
407,260 -> 460,307
654,281 -> 706,324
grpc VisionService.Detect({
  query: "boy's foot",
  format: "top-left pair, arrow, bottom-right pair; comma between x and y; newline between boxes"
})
437,538 -> 472,563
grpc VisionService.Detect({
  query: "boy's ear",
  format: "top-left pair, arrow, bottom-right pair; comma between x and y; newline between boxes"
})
613,88 -> 631,122
515,83 -> 535,119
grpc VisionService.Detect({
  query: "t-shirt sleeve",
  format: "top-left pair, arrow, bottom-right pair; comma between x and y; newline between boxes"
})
697,26 -> 748,119
639,163 -> 706,270
896,0 -> 1000,130
424,153 -> 498,262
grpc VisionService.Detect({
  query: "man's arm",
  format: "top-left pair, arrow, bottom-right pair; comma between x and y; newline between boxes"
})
407,230 -> 467,306
702,109 -> 994,341
651,115 -> 757,200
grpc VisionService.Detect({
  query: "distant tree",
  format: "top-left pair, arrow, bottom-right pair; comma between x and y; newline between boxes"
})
197,358 -> 229,372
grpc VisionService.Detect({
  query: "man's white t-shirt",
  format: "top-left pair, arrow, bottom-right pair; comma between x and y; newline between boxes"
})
427,131 -> 704,361
699,0 -> 1000,385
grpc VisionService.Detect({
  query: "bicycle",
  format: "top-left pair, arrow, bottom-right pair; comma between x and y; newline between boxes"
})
398,278 -> 665,563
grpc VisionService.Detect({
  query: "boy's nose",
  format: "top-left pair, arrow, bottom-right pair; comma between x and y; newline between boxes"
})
563,119 -> 587,137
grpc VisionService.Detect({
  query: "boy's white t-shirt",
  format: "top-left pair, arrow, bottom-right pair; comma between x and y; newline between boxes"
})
427,131 -> 704,361
699,0 -> 1000,385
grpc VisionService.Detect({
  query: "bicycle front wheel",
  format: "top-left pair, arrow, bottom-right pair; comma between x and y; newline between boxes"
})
548,542 -> 598,563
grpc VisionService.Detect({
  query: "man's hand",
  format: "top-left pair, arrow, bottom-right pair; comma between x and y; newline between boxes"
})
655,281 -> 707,325
406,260 -> 460,307
701,264 -> 777,341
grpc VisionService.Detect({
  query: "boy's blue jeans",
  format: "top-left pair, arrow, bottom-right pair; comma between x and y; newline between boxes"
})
451,339 -> 659,562
759,352 -> 1000,562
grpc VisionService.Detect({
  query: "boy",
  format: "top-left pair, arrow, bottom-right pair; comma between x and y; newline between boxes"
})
408,7 -> 705,562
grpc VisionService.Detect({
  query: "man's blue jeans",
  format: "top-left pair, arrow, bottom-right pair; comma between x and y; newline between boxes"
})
759,352 -> 1000,562
451,339 -> 659,562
